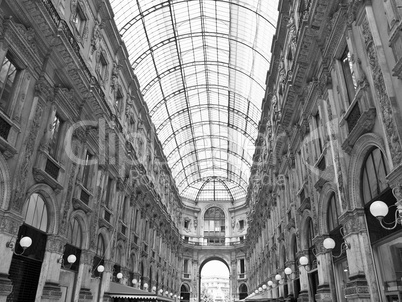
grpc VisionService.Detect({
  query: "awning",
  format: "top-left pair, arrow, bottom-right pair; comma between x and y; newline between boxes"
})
107,283 -> 173,301
244,291 -> 268,301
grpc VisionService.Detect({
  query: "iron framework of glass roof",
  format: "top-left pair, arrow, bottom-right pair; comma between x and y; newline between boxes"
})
110,0 -> 279,202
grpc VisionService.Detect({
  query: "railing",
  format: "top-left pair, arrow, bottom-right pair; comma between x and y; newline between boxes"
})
45,158 -> 59,180
0,115 -> 11,140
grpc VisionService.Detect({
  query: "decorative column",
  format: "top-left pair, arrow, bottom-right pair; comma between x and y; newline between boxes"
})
39,235 -> 65,302
284,260 -> 295,302
76,249 -> 94,302
339,209 -> 375,302
296,250 -> 309,302
99,260 -> 113,302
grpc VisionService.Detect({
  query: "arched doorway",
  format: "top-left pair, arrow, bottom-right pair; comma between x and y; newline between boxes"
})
199,258 -> 230,302
181,283 -> 190,302
238,284 -> 248,300
7,193 -> 49,302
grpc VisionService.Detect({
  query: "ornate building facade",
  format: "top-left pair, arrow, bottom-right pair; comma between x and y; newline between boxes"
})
245,0 -> 402,302
0,0 -> 402,302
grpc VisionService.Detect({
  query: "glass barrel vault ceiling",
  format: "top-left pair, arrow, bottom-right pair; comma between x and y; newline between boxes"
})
110,0 -> 279,202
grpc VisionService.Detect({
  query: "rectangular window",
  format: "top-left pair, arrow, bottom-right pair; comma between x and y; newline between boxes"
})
0,52 -> 18,114
100,53 -> 108,80
239,220 -> 244,230
82,151 -> 92,189
184,259 -> 189,273
115,89 -> 124,113
49,114 -> 63,159
240,259 -> 245,273
74,4 -> 86,35
184,220 -> 189,229
133,209 -> 140,233
314,112 -> 323,155
105,178 -> 113,208
341,47 -> 357,104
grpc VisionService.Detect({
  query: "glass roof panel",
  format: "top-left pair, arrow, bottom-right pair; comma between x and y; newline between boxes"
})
110,0 -> 279,202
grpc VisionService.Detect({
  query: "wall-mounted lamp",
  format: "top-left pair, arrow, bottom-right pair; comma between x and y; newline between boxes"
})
262,284 -> 267,290
159,289 -> 164,294
165,291 -> 169,296
6,236 -> 32,255
97,265 -> 105,273
116,272 -> 123,279
152,286 -> 156,292
143,283 -> 149,290
57,254 -> 77,269
132,279 -> 138,285
370,200 -> 402,230
299,256 -> 314,272
283,267 -> 298,281
323,237 -> 350,258
258,287 -> 262,292
267,280 -> 273,287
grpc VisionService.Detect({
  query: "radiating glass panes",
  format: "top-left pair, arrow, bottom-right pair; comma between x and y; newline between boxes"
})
23,193 -> 48,232
109,0 -> 279,202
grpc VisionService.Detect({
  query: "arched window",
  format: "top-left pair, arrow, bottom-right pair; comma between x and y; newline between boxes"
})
306,217 -> 315,266
62,218 -> 83,271
96,234 -> 105,256
113,247 -> 123,282
361,147 -> 388,204
204,207 -> 225,245
92,234 -> 105,277
292,235 -> 300,299
306,217 -> 319,300
327,193 -> 339,232
67,218 -> 82,248
23,193 -> 48,232
129,254 -> 136,287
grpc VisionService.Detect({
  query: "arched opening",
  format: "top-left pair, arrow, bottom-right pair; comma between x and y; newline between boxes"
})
360,147 -> 402,299
199,259 -> 230,302
204,207 -> 226,245
7,193 -> 49,302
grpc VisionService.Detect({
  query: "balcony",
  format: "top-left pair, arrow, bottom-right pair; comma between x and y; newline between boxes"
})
33,151 -> 64,194
98,207 -> 113,230
72,185 -> 92,214
183,273 -> 191,279
340,79 -> 376,153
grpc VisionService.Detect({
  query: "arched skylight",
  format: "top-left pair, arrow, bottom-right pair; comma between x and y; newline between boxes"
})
110,0 -> 279,202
